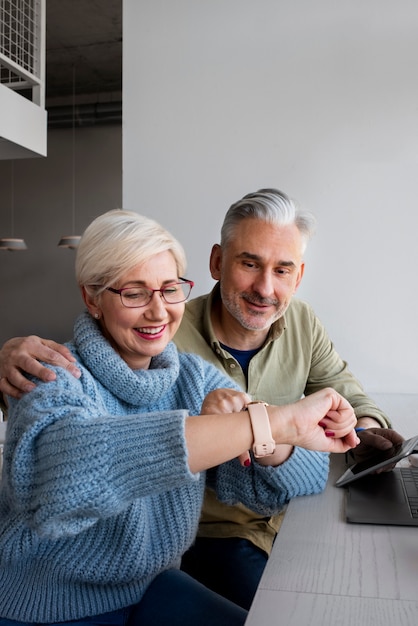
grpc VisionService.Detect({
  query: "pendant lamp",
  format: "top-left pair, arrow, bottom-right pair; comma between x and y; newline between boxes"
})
0,161 -> 28,251
58,66 -> 81,249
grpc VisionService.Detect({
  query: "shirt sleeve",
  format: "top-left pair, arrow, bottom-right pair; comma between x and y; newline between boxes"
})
305,310 -> 390,427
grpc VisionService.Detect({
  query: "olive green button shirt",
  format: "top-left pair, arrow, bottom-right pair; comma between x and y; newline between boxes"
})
174,284 -> 390,554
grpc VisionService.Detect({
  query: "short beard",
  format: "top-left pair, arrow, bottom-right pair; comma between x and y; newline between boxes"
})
221,287 -> 287,331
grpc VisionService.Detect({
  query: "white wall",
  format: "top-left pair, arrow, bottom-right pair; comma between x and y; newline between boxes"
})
123,0 -> 418,394
0,125 -> 122,345
0,83 -> 47,158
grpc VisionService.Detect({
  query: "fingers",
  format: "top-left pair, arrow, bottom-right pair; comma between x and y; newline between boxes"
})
238,450 -> 251,467
315,421 -> 360,452
360,428 -> 405,450
322,433 -> 360,454
290,389 -> 359,452
340,429 -> 361,448
0,373 -> 34,398
349,427 -> 405,464
325,391 -> 353,417
358,430 -> 393,451
320,408 -> 356,435
269,393 -> 356,454
200,389 -> 251,415
316,397 -> 357,436
0,335 -> 81,397
42,340 -> 78,365
33,343 -> 81,380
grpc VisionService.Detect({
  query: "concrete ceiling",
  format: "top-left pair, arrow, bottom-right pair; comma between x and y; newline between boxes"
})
45,0 -> 122,126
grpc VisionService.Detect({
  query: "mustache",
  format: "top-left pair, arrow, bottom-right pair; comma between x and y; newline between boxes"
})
242,292 -> 279,307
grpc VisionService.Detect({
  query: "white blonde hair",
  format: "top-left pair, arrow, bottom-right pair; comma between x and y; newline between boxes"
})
76,209 -> 187,297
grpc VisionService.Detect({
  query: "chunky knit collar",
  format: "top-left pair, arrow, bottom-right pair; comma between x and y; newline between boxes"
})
72,311 -> 181,406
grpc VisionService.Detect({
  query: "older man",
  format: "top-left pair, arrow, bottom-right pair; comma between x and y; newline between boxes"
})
0,188 -> 400,610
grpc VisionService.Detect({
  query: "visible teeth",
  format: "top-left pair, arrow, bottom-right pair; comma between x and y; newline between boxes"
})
137,326 -> 163,335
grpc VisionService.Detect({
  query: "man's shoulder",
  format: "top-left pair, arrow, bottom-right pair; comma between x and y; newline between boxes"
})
178,292 -> 211,335
174,293 -> 212,353
285,297 -> 316,323
183,293 -> 210,322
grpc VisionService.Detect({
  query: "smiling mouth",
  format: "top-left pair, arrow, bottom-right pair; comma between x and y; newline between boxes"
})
136,325 -> 165,335
244,296 -> 278,309
247,301 -> 270,309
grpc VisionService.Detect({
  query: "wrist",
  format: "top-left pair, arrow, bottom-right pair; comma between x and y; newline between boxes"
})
246,401 -> 276,457
355,417 -> 382,430
267,404 -> 295,446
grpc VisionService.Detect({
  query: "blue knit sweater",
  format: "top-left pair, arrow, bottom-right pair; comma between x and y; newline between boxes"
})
0,312 -> 329,622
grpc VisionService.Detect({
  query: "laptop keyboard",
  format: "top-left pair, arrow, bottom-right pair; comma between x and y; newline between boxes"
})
400,467 -> 418,518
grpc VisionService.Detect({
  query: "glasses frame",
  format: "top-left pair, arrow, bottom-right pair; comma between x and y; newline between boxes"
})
106,277 -> 194,308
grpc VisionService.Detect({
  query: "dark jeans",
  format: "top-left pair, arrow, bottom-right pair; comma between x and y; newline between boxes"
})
181,536 -> 268,610
0,569 -> 247,626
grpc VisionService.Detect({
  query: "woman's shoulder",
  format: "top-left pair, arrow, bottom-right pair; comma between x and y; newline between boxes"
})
177,350 -> 238,390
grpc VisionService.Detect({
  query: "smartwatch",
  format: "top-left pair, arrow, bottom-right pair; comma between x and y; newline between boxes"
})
246,401 -> 276,458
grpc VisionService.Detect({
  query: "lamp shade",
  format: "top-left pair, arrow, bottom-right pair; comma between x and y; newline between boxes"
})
0,238 -> 28,251
57,235 -> 81,249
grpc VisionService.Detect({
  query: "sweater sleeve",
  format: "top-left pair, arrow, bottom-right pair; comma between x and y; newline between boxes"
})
181,355 -> 330,514
5,369 -> 198,539
207,448 -> 329,515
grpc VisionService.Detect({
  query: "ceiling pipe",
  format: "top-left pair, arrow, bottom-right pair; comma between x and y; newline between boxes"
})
47,100 -> 122,128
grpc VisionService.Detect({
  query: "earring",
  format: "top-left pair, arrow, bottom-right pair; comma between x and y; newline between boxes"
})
94,313 -> 100,319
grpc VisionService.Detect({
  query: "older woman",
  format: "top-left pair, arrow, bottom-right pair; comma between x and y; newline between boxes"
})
0,210 -> 358,626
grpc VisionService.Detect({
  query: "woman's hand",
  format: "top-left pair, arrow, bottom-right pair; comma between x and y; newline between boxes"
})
271,388 -> 360,454
0,336 -> 81,398
186,388 -> 358,475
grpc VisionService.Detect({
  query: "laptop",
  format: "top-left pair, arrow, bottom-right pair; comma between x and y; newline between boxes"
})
335,435 -> 418,526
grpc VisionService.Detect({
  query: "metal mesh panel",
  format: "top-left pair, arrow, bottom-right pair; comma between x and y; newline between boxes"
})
0,0 -> 41,89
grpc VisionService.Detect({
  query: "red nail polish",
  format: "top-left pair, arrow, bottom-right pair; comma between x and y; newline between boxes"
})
244,458 -> 251,467
325,430 -> 335,437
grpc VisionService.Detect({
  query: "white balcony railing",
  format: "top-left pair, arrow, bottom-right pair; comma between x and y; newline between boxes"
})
0,0 -> 45,105
0,0 -> 46,158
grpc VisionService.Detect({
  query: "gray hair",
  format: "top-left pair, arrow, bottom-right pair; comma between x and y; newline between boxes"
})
220,188 -> 316,253
76,209 -> 187,297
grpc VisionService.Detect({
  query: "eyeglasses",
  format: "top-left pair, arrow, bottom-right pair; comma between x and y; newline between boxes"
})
106,278 -> 194,308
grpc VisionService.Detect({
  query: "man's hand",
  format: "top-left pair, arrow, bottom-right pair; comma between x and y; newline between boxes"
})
349,427 -> 405,467
0,336 -> 81,398
200,388 -> 251,416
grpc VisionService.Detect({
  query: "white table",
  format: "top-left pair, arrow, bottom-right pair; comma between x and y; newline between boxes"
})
245,393 -> 418,626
